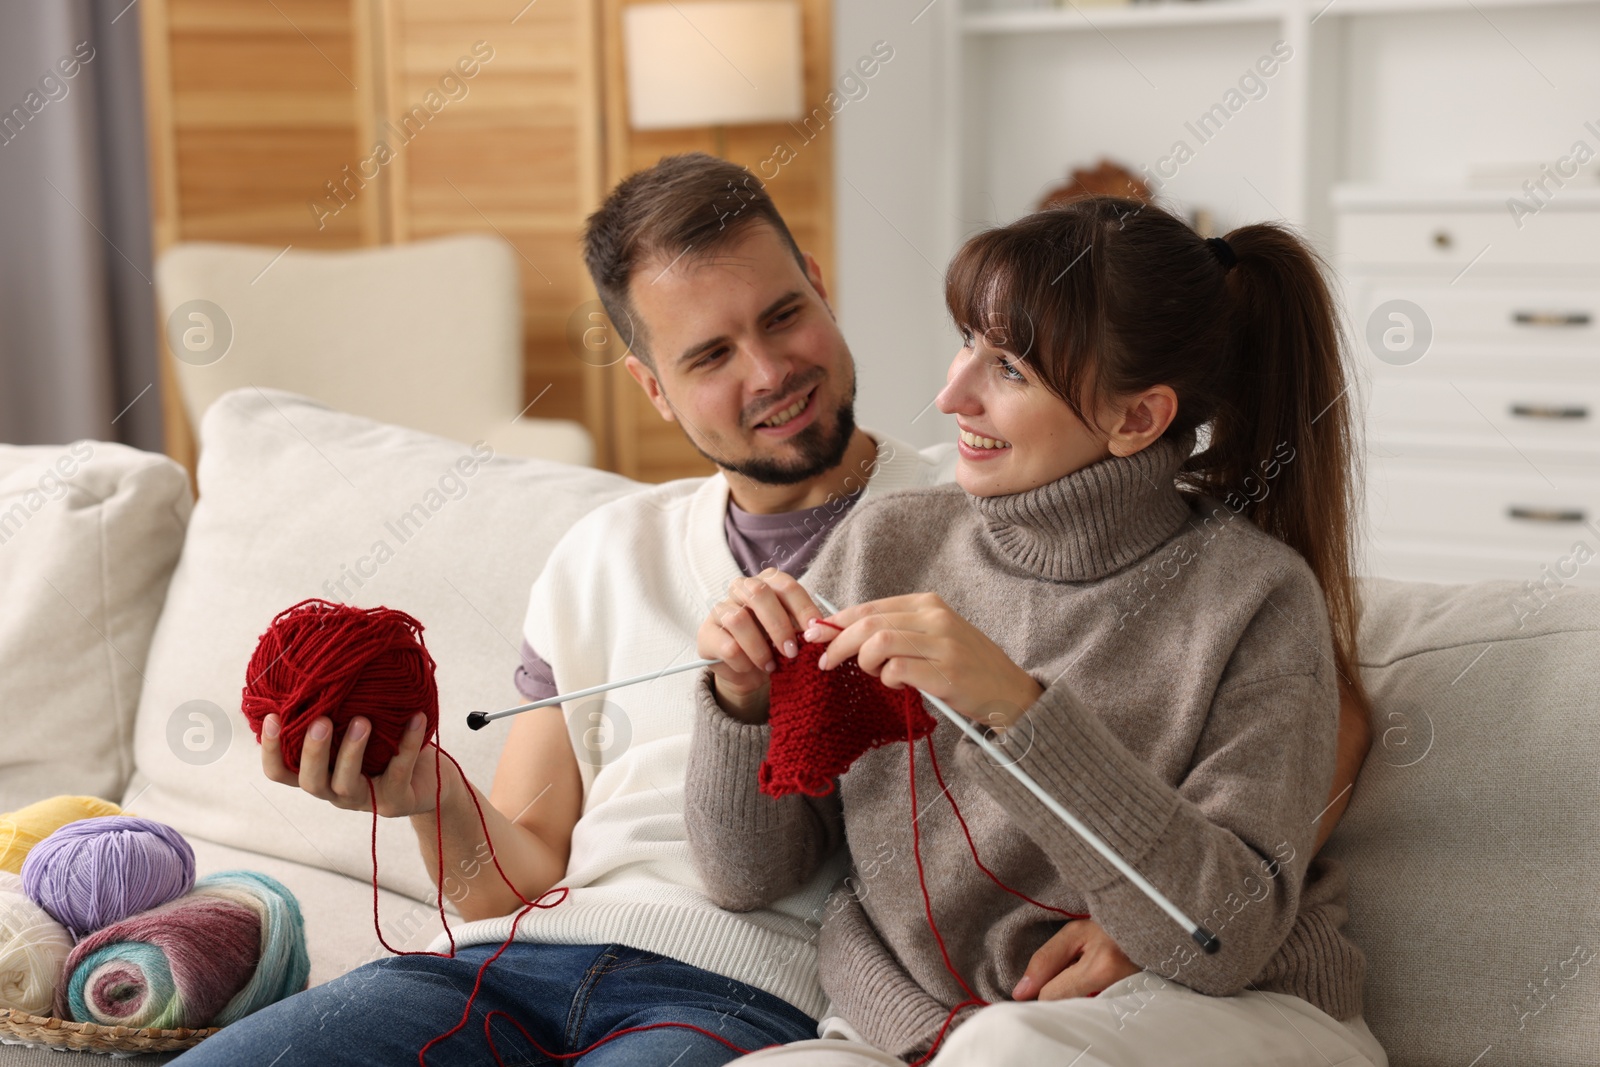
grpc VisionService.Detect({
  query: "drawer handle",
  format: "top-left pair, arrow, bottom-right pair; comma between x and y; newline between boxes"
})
1507,506 -> 1587,524
1510,403 -> 1589,421
1512,311 -> 1592,328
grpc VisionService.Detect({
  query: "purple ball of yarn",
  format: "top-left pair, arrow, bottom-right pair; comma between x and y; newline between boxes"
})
20,816 -> 195,939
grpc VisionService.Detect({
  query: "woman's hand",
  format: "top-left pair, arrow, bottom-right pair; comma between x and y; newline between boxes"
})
260,711 -> 446,817
803,593 -> 1042,731
1013,919 -> 1141,1001
697,567 -> 825,724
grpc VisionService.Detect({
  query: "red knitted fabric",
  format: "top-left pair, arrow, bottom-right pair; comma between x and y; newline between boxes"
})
760,638 -> 938,798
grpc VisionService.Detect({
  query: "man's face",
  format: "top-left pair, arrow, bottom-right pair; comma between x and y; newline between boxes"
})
623,222 -> 857,486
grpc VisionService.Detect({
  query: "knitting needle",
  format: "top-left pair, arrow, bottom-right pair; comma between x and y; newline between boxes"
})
467,657 -> 720,730
462,599 -> 1220,952
468,578 -> 853,729
466,584 -> 835,728
809,592 -> 1220,955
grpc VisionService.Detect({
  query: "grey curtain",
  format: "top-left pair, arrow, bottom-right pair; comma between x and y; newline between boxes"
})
0,0 -> 161,451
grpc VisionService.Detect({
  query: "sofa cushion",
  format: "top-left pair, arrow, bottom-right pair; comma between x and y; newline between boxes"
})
1327,577 -> 1600,1067
0,441 -> 191,809
124,388 -> 639,907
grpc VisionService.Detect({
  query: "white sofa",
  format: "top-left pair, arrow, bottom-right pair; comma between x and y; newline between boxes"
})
0,388 -> 1595,1065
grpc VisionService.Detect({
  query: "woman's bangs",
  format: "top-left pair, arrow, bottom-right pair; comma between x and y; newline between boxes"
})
946,236 -> 1039,359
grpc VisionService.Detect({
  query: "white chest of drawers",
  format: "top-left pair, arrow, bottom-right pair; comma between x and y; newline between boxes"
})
1335,185 -> 1600,596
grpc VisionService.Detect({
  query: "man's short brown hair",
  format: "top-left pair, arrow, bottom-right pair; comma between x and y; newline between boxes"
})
582,152 -> 808,368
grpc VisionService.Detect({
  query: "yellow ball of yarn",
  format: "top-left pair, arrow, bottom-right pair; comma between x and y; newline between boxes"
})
0,871 -> 70,1016
0,795 -> 123,875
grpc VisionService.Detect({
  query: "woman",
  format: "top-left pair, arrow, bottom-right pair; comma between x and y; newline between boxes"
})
683,198 -> 1387,1066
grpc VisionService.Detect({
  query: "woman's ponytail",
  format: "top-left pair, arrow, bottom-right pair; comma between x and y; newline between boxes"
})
943,200 -> 1370,718
1207,224 -> 1369,716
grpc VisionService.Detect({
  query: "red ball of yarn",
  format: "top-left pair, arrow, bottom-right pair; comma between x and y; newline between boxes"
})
241,598 -> 439,776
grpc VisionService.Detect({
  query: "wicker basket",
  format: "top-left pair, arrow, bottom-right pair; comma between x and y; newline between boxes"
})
0,1007 -> 219,1056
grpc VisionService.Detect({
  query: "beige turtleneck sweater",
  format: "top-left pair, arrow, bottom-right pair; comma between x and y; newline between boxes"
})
683,430 -> 1367,1060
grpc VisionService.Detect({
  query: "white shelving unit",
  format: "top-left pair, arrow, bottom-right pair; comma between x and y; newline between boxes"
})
962,0 -> 1285,33
961,0 -> 1600,29
1337,186 -> 1600,587
937,0 -> 1600,257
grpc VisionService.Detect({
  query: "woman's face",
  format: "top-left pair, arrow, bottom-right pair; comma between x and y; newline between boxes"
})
933,325 -> 1119,498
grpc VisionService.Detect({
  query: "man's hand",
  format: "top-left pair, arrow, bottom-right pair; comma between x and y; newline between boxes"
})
698,567 -> 823,724
1013,919 -> 1141,1001
260,711 -> 445,817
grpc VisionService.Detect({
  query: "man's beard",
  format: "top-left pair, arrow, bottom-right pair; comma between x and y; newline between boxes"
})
682,394 -> 859,487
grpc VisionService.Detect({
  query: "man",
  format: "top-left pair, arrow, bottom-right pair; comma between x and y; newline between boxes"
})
175,153 -> 1370,1066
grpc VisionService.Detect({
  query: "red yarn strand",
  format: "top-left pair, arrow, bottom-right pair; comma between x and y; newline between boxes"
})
246,600 -> 1089,1065
921,735 -> 1089,923
903,700 -> 984,1067
479,1012 -> 759,1066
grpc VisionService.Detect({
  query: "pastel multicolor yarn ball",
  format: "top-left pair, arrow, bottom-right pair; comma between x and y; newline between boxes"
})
56,869 -> 310,1029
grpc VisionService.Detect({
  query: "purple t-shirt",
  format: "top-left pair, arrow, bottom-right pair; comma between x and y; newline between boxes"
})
514,488 -> 865,700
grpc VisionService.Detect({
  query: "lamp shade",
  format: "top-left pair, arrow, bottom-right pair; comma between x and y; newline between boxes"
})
622,1 -> 804,130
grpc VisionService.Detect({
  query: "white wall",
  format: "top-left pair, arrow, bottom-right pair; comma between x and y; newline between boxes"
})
831,4 -> 1302,451
832,0 -> 958,451
965,24 -> 1295,233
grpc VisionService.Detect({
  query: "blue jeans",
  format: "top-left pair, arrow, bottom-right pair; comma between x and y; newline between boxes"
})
168,942 -> 818,1066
